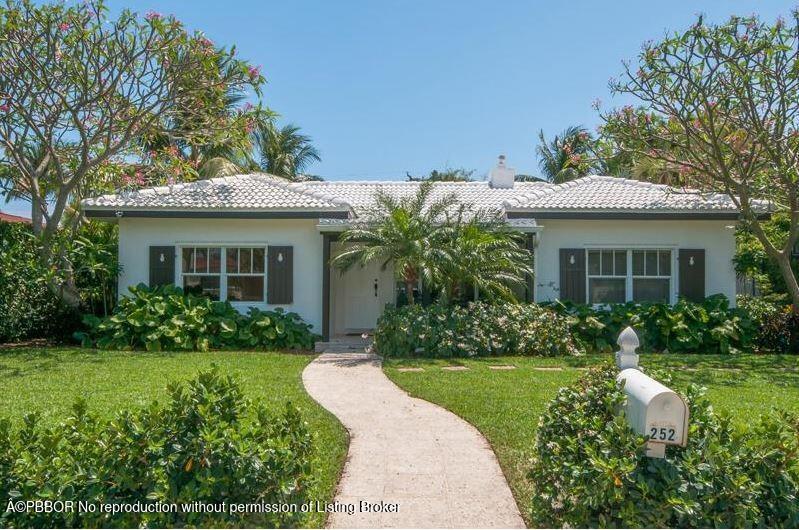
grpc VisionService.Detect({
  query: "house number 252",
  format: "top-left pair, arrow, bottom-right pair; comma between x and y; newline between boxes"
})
649,427 -> 676,442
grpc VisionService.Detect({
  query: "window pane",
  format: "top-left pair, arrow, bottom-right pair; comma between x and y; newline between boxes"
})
588,250 -> 600,275
252,248 -> 265,273
614,251 -> 627,276
632,250 -> 645,276
182,248 -> 194,273
645,250 -> 658,276
633,278 -> 670,303
589,278 -> 625,304
227,276 -> 264,302
658,250 -> 671,276
601,250 -> 614,275
208,248 -> 221,273
227,248 -> 239,273
240,248 -> 252,273
195,248 -> 208,273
183,275 -> 220,300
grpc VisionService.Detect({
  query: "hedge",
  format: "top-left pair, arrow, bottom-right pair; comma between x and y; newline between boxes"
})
529,365 -> 799,527
548,295 -> 758,354
374,302 -> 579,357
0,367 -> 312,528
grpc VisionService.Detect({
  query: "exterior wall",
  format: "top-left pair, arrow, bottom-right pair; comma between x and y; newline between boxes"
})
118,218 -> 324,332
533,219 -> 737,305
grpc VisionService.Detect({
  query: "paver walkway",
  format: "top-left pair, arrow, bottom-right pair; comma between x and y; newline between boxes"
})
302,353 -> 525,529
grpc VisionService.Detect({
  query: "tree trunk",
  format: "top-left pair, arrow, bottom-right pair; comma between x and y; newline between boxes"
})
774,251 -> 799,313
404,280 -> 416,305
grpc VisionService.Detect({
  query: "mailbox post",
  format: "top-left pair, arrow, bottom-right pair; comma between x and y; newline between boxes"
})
615,327 -> 689,458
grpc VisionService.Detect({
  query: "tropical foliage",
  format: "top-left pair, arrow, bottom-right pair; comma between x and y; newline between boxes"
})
70,221 -> 120,316
600,11 -> 799,310
0,367 -> 313,528
374,302 -> 578,358
536,126 -> 600,183
331,182 -> 532,305
0,221 -> 79,342
254,122 -> 321,180
529,365 -> 799,528
548,295 -> 757,354
76,284 -> 318,351
405,167 -> 474,182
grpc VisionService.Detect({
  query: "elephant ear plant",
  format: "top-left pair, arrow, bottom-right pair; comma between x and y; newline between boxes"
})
75,284 -> 319,351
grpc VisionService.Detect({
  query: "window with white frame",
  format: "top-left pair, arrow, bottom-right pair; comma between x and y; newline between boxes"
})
180,246 -> 265,302
226,247 -> 265,302
632,250 -> 671,303
182,247 -> 222,300
587,249 -> 627,303
586,249 -> 673,304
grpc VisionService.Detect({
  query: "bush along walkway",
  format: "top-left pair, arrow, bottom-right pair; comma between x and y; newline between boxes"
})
302,353 -> 524,529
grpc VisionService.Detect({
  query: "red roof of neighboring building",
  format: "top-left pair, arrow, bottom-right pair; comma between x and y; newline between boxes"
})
0,212 -> 32,223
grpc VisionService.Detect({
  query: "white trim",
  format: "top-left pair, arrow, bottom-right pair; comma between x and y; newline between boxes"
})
584,248 -> 676,305
177,244 -> 267,303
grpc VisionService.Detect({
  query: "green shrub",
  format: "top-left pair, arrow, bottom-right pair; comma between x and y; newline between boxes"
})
548,294 -> 757,354
739,296 -> 799,353
374,302 -> 579,357
0,222 -> 80,343
75,284 -> 318,351
0,367 -> 312,528
529,365 -> 799,528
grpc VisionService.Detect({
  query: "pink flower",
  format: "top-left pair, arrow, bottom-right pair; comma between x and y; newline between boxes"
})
248,65 -> 261,79
145,11 -> 161,21
243,102 -> 254,112
0,104 -> 9,112
58,22 -> 70,31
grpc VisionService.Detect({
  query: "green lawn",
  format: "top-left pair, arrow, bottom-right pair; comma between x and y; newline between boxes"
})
0,347 -> 348,529
383,353 -> 799,526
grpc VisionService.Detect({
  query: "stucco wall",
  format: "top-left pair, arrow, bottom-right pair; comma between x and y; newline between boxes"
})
533,219 -> 738,305
118,217 -> 324,331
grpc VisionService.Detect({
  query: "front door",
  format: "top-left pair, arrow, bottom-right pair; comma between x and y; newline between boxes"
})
343,260 -> 394,332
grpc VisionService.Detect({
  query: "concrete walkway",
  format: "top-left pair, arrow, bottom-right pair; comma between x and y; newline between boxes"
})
302,353 -> 525,529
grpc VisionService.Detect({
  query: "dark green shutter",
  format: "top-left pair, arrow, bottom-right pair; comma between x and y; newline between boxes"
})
559,248 -> 586,303
149,246 -> 175,287
679,249 -> 705,302
268,246 -> 293,304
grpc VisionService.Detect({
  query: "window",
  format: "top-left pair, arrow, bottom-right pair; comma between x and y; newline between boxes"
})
180,246 -> 266,302
632,250 -> 671,303
587,249 -> 626,303
586,249 -> 673,304
226,247 -> 265,302
182,247 -> 221,300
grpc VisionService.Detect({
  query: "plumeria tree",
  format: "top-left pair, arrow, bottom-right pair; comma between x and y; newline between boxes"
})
600,11 -> 799,310
0,0 -> 264,303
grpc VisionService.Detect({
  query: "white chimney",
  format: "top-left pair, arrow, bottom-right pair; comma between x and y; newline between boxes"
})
489,155 -> 515,189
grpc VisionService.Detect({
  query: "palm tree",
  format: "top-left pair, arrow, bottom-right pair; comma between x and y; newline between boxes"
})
330,182 -> 457,305
536,126 -> 598,183
433,211 -> 533,303
254,122 -> 321,180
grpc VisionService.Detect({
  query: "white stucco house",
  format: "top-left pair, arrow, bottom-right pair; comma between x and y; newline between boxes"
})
82,157 -> 754,340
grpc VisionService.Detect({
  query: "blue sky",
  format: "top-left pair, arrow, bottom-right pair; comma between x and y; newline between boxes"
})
2,0 -> 795,217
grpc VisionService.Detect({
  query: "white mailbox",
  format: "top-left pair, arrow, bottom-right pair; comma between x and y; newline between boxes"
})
615,327 -> 689,458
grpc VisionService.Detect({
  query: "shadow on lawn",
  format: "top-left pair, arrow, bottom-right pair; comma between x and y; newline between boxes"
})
0,347 -> 182,379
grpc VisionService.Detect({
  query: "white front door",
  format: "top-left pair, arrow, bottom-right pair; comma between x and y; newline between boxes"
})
342,260 -> 394,332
